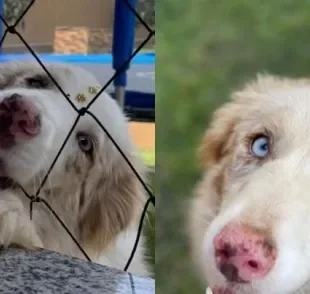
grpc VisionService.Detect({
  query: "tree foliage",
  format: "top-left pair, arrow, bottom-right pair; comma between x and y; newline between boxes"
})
136,0 -> 154,27
4,0 -> 30,28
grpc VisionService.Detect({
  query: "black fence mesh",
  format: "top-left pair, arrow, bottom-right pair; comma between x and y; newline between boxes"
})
0,0 -> 155,275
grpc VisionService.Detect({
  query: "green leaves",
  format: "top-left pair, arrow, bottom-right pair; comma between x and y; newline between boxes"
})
4,0 -> 30,29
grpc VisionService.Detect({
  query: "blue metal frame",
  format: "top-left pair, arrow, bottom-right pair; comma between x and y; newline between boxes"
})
112,0 -> 137,108
112,0 -> 154,121
112,0 -> 137,88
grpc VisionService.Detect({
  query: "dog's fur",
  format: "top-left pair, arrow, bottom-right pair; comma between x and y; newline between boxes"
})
189,74 -> 310,293
0,61 -> 149,277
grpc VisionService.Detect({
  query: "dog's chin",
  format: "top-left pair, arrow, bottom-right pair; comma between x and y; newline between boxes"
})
212,289 -> 234,294
210,282 -> 305,294
211,284 -> 240,294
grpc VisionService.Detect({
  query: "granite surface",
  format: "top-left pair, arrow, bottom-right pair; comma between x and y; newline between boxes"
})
0,248 -> 155,294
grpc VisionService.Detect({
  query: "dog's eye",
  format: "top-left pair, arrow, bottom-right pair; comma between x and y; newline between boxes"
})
250,136 -> 269,158
77,133 -> 94,153
25,75 -> 50,89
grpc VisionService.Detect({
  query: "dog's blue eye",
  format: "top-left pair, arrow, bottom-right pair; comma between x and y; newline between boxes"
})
251,136 -> 269,158
77,133 -> 93,153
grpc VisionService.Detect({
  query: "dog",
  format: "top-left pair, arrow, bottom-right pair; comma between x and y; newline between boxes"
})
189,74 -> 310,293
0,61 -> 150,277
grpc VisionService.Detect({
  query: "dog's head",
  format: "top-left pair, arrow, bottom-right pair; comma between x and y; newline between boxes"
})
0,61 -> 146,254
190,74 -> 310,294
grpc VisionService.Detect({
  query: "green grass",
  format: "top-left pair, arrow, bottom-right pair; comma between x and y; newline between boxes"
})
142,150 -> 155,166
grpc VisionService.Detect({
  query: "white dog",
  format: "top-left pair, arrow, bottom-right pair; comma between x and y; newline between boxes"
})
189,74 -> 310,293
0,61 -> 150,277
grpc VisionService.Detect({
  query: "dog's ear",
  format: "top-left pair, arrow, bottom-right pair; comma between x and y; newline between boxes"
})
78,157 -> 145,253
198,101 -> 243,168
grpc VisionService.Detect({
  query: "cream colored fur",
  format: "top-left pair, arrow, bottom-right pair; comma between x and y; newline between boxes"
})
189,74 -> 310,293
0,61 -> 150,277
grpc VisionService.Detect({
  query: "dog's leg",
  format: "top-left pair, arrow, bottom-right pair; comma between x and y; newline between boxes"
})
0,191 -> 43,250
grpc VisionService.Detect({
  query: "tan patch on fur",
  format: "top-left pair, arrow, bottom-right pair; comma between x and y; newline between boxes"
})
78,160 -> 145,252
0,61 -> 149,276
189,74 -> 290,277
198,102 -> 244,167
65,155 -> 84,175
188,73 -> 310,289
213,167 -> 225,196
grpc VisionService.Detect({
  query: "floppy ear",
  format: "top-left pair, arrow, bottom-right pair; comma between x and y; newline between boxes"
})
198,101 -> 243,168
198,77 -> 276,168
78,156 -> 146,252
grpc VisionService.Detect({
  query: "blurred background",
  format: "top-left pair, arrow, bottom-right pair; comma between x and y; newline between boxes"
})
3,0 -> 154,53
1,0 -> 155,275
157,0 -> 310,293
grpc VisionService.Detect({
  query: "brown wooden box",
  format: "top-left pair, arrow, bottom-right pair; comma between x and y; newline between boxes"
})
53,26 -> 112,54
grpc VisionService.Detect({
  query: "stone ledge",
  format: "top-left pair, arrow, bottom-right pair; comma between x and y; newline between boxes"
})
0,247 -> 155,294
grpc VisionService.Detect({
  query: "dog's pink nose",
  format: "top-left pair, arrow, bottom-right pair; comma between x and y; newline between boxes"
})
213,224 -> 276,283
0,94 -> 41,147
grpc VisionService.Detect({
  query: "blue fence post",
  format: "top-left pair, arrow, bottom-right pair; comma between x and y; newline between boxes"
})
0,0 -> 3,54
112,0 -> 137,110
